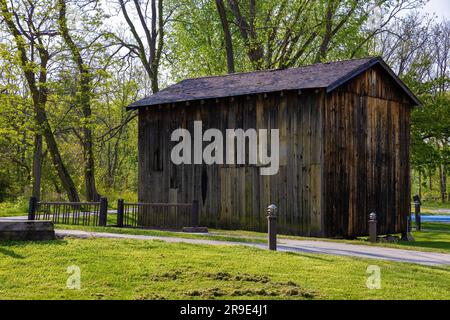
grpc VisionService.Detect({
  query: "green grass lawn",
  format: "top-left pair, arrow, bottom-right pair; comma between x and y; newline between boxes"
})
422,222 -> 450,231
0,200 -> 28,217
211,225 -> 450,253
56,223 -> 266,244
53,221 -> 450,253
1,237 -> 450,300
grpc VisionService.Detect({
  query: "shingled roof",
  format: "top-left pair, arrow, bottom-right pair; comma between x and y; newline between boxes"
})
127,57 -> 420,109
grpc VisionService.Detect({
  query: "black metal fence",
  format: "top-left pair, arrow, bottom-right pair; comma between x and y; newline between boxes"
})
28,197 -> 108,226
28,197 -> 199,230
117,199 -> 199,230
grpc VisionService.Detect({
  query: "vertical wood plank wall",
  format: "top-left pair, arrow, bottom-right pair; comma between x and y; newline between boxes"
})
138,90 -> 324,236
322,65 -> 412,237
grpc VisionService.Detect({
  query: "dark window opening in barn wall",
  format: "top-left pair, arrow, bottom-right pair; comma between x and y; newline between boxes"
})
130,57 -> 420,239
152,147 -> 163,171
201,167 -> 208,204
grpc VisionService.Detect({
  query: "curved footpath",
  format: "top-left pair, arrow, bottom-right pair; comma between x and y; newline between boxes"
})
56,229 -> 450,266
2,216 -> 450,266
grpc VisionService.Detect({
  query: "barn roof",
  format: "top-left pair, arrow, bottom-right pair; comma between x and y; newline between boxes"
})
128,57 -> 420,109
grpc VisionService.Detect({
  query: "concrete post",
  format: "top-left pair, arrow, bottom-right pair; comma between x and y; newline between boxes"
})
369,212 -> 377,243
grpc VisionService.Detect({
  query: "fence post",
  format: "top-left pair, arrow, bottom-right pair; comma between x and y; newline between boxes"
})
99,197 -> 108,227
191,200 -> 199,227
413,195 -> 421,231
267,204 -> 278,251
368,212 -> 377,243
28,196 -> 37,221
117,199 -> 124,227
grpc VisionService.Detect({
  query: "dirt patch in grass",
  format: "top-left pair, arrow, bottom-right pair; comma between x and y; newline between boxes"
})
134,293 -> 167,300
150,270 -> 182,281
185,271 -> 315,299
187,287 -> 225,298
205,271 -> 270,283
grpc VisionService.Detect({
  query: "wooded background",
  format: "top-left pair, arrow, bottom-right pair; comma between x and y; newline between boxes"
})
0,0 -> 448,207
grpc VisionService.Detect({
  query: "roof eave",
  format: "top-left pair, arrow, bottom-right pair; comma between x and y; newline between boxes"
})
126,87 -> 326,110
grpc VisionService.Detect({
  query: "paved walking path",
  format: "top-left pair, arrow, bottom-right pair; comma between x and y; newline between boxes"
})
3,216 -> 450,266
55,229 -> 450,266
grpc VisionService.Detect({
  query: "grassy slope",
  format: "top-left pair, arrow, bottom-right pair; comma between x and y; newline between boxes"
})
1,237 -> 450,300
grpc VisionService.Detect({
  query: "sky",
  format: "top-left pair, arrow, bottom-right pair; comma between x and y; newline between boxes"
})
423,0 -> 450,19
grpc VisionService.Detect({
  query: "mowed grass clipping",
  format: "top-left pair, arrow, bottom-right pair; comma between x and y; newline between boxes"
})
1,238 -> 450,300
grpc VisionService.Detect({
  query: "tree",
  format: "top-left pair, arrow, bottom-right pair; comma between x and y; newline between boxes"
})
1,0 -> 79,202
114,0 -> 169,93
215,0 -> 234,73
381,15 -> 450,202
57,0 -> 99,201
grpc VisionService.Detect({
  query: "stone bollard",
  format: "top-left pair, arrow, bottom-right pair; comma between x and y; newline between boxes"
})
267,204 -> 278,251
369,212 -> 377,243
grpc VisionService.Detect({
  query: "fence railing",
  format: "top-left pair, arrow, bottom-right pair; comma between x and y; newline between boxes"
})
28,197 -> 108,226
117,200 -> 199,230
28,197 -> 199,230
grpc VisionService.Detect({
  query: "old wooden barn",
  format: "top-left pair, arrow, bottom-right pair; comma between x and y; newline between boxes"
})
128,57 -> 420,238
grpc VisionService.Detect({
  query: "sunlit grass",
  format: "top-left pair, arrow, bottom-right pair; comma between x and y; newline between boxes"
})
0,199 -> 28,217
1,237 -> 450,300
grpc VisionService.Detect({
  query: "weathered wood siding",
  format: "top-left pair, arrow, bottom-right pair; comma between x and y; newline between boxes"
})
322,65 -> 411,237
138,90 -> 324,236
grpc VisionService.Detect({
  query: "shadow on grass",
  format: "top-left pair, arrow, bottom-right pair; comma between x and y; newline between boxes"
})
0,247 -> 25,259
281,251 -> 334,262
0,239 -> 68,248
398,241 -> 450,251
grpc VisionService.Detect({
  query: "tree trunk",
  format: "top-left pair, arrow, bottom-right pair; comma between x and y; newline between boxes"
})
418,171 -> 422,200
227,0 -> 264,69
37,106 -> 80,202
58,0 -> 98,201
429,171 -> 433,190
1,0 -> 80,203
80,72 -> 99,201
83,117 -> 99,201
215,0 -> 235,74
83,124 -> 98,201
439,165 -> 447,203
31,134 -> 42,201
